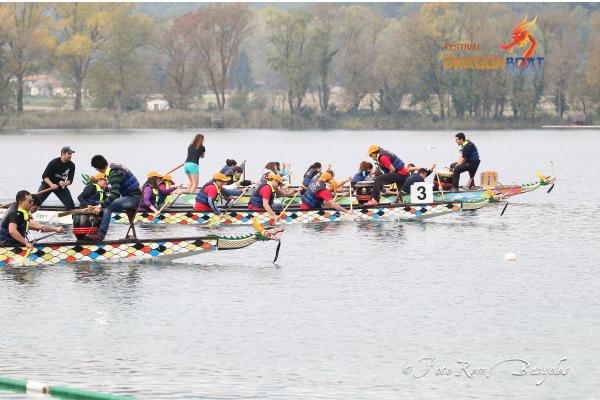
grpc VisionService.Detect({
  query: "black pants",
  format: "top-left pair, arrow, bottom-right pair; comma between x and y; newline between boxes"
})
37,182 -> 75,209
372,173 -> 407,201
452,160 -> 480,189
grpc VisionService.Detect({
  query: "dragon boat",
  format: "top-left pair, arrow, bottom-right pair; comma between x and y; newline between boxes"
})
0,222 -> 283,267
110,200 -> 473,226
169,173 -> 555,207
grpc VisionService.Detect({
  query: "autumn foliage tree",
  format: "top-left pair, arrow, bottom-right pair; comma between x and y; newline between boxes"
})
0,3 -> 55,112
188,3 -> 251,111
157,14 -> 203,110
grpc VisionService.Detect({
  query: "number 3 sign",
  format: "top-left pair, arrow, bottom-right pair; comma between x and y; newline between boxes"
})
410,182 -> 433,204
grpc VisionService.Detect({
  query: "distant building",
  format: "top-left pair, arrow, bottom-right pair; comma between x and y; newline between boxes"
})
23,75 -> 65,97
147,98 -> 170,111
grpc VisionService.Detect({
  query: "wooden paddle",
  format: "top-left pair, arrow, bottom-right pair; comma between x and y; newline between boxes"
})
19,231 -> 59,266
163,163 -> 185,177
0,186 -> 56,209
206,187 -> 253,227
435,170 -> 447,201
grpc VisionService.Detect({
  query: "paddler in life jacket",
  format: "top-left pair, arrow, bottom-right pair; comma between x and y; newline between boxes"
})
452,132 -> 480,190
77,172 -> 108,207
0,190 -> 64,247
138,171 -> 180,214
300,171 -> 352,215
222,166 -> 246,198
86,155 -> 142,241
351,161 -> 375,188
193,173 -> 230,214
401,166 -> 435,194
364,145 -> 409,206
248,173 -> 284,220
159,174 -> 179,206
302,162 -> 322,187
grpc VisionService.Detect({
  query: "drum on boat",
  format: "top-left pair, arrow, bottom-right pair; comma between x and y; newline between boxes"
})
72,212 -> 102,240
354,181 -> 374,204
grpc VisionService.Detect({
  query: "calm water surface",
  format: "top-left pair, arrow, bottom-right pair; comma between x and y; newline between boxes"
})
0,129 -> 598,399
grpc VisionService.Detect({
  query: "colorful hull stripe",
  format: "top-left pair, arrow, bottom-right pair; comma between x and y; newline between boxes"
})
0,233 -> 267,267
112,202 -> 463,226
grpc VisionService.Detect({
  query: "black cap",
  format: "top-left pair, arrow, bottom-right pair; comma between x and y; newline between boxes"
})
61,146 -> 75,154
31,194 -> 42,206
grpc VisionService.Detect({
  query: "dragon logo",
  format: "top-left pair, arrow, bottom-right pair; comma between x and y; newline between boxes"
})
500,16 -> 538,67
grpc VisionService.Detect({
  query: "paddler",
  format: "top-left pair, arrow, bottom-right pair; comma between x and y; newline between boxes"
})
300,171 -> 352,214
364,145 -> 409,206
0,190 -> 64,247
452,132 -> 480,190
159,174 -> 177,205
77,172 -> 108,207
351,161 -> 375,188
401,166 -> 435,194
247,173 -> 288,220
37,146 -> 76,209
138,171 -> 180,214
222,166 -> 246,198
193,173 -> 230,214
85,155 -> 142,241
302,162 -> 322,187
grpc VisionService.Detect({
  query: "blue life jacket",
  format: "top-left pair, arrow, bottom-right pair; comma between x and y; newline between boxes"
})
301,180 -> 328,209
106,164 -> 140,197
303,168 -> 319,187
460,140 -> 480,162
195,181 -> 221,206
0,207 -> 29,244
249,182 -> 275,209
82,183 -> 104,206
351,171 -> 369,186
376,149 -> 405,174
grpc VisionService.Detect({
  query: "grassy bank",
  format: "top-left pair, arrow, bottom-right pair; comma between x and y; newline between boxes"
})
0,109 -> 574,130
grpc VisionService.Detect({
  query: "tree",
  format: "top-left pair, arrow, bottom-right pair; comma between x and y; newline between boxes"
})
53,3 -> 117,111
0,3 -> 55,112
87,5 -> 154,112
230,48 -> 255,91
156,13 -> 203,110
189,3 -> 251,111
265,8 -> 314,121
338,6 -> 382,113
310,4 -> 340,113
373,18 -> 413,116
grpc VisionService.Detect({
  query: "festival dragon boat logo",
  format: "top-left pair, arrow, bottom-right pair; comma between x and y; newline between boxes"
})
442,15 -> 544,75
500,16 -> 544,74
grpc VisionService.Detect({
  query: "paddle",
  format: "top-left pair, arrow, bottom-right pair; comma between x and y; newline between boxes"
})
435,170 -> 447,201
19,231 -> 59,266
275,187 -> 301,224
163,163 -> 185,177
251,217 -> 282,263
0,186 -> 56,209
206,186 -> 254,227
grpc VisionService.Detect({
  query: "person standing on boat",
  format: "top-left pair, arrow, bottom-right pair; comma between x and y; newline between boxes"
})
193,173 -> 230,214
138,171 -> 180,214
248,173 -> 285,220
364,145 -> 409,206
37,146 -> 76,209
86,155 -> 142,241
184,134 -> 205,194
0,190 -> 64,247
77,173 -> 108,207
452,132 -> 480,190
300,171 -> 352,215
302,162 -> 322,187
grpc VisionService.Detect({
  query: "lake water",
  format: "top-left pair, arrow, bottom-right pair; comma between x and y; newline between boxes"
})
0,129 -> 598,399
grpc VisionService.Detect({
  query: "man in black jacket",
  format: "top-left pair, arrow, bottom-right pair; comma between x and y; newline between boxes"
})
37,146 -> 76,209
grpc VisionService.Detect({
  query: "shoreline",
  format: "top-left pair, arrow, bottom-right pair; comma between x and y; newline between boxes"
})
1,110 -> 594,131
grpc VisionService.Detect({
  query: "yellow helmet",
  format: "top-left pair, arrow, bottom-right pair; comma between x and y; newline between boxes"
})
212,172 -> 230,182
147,171 -> 161,179
162,174 -> 174,183
93,172 -> 105,181
319,171 -> 333,182
368,145 -> 380,156
267,173 -> 283,183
